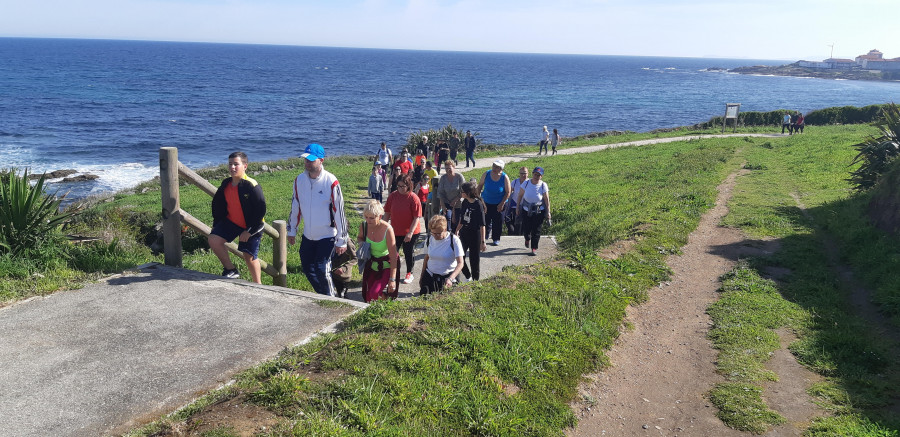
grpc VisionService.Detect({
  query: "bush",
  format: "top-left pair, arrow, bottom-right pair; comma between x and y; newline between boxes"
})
0,168 -> 77,256
67,238 -> 147,273
697,105 -> 890,129
405,123 -> 473,152
849,103 -> 900,191
805,104 -> 888,125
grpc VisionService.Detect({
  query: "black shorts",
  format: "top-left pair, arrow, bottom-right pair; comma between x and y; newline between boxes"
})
210,219 -> 262,260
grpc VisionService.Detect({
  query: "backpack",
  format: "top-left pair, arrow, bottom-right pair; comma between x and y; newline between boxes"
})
356,222 -> 372,274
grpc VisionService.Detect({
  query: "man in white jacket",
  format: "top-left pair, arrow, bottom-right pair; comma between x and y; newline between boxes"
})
288,143 -> 349,296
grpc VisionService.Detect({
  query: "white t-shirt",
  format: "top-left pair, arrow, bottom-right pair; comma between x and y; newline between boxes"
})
541,129 -> 550,142
425,233 -> 464,275
376,148 -> 393,165
520,180 -> 549,210
509,177 -> 527,206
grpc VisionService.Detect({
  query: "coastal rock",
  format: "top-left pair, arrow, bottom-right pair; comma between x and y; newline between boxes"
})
29,169 -> 78,180
61,173 -> 100,182
260,165 -> 270,172
728,63 -> 883,81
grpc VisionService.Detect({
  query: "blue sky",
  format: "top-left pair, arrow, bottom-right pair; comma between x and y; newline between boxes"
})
2,0 -> 898,60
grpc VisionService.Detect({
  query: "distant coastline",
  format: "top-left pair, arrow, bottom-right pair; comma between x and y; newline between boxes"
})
720,63 -> 896,82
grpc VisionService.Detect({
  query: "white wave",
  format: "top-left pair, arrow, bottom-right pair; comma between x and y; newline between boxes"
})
0,143 -> 36,166
39,162 -> 158,196
82,162 -> 159,192
664,67 -> 676,70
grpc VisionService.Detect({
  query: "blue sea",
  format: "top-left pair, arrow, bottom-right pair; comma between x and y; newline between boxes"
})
3,38 -> 900,200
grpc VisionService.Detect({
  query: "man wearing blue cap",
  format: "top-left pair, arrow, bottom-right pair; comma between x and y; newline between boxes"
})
288,144 -> 349,296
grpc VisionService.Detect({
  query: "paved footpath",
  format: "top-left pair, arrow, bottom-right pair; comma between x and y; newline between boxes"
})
0,265 -> 363,437
0,133 -> 777,436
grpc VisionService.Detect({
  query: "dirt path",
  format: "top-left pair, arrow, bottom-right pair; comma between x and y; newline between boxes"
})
568,169 -> 823,436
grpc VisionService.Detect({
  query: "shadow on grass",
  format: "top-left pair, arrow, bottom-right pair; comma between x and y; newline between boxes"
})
737,199 -> 900,429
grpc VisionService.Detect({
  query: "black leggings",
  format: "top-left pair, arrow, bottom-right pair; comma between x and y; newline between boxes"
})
394,233 -> 420,282
484,203 -> 503,242
458,228 -> 481,281
522,209 -> 546,250
419,269 -> 450,295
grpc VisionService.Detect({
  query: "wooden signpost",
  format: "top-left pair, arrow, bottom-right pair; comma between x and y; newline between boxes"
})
723,103 -> 741,133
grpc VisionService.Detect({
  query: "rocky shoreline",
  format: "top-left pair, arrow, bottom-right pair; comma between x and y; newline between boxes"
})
722,62 -> 894,82
29,169 -> 100,183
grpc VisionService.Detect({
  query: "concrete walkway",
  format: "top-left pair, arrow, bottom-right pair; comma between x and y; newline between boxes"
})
0,264 -> 364,437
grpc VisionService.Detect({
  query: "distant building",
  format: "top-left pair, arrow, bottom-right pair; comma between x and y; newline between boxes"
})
855,49 -> 900,70
855,49 -> 884,64
799,49 -> 900,70
798,58 -> 856,69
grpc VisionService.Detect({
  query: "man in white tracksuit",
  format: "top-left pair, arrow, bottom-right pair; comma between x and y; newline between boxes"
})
288,143 -> 349,296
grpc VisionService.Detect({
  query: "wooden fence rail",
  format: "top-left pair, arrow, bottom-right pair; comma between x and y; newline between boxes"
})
159,147 -> 288,286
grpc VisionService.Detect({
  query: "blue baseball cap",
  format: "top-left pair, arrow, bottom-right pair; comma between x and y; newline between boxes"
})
533,167 -> 544,175
301,143 -> 326,161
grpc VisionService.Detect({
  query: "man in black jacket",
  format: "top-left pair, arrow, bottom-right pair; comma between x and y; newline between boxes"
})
209,151 -> 267,283
464,130 -> 476,168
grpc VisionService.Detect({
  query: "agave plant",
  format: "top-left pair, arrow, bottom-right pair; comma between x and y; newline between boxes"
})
849,103 -> 900,191
0,168 -> 76,255
406,123 -> 472,150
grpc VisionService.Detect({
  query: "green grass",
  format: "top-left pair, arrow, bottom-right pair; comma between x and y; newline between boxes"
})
708,382 -> 786,434
709,125 -> 900,435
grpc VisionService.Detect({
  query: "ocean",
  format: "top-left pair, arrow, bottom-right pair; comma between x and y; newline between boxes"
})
3,38 -> 900,200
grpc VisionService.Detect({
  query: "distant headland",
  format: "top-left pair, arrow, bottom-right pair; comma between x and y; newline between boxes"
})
714,49 -> 900,82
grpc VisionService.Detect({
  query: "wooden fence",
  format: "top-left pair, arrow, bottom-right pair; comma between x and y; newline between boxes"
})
159,147 -> 288,286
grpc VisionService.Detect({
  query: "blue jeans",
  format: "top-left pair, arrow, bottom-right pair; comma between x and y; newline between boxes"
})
300,235 -> 336,296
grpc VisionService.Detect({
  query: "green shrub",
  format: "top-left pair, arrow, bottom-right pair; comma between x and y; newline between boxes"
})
406,123 -> 473,151
806,104 -> 888,125
697,105 -> 890,129
67,239 -> 146,273
0,168 -> 77,256
849,103 -> 900,191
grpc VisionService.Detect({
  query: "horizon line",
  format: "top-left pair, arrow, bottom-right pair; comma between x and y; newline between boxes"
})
0,35 -> 795,63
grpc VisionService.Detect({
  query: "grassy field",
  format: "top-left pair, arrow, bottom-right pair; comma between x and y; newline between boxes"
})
3,124 -> 899,435
711,125 -> 900,435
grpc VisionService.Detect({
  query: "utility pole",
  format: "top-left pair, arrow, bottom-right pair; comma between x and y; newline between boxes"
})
828,43 -> 834,59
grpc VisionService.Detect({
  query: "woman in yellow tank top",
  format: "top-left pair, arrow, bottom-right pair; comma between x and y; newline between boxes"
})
356,200 -> 399,302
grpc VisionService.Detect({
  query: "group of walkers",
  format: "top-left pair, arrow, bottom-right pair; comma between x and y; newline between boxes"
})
781,112 -> 805,135
366,136 -> 552,301
206,129 -> 555,304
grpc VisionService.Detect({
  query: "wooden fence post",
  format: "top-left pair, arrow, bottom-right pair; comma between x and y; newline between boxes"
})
160,147 -> 183,267
272,220 -> 288,287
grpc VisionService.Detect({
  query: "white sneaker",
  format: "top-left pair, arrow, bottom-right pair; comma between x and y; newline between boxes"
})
402,272 -> 414,284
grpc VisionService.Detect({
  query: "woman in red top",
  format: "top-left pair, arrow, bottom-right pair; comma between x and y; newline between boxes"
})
384,174 -> 423,286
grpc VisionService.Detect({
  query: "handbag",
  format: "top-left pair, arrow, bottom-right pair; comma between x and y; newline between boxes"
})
356,222 -> 372,274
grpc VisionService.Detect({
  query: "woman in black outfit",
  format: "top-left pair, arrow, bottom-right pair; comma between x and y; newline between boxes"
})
454,181 -> 486,281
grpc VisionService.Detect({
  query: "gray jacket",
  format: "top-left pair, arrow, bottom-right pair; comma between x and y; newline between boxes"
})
436,172 -> 464,207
